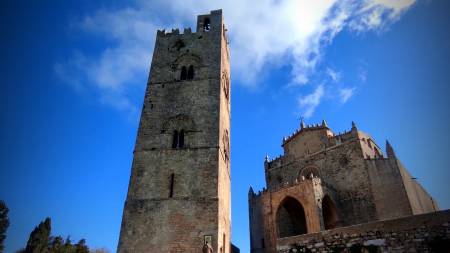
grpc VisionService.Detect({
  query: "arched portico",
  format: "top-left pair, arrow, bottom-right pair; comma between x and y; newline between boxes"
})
276,197 -> 307,238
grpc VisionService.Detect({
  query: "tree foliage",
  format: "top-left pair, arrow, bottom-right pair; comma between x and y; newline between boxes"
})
18,217 -> 91,253
25,217 -> 51,253
0,201 -> 10,253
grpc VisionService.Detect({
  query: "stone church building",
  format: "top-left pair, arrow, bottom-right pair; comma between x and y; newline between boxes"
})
115,9 -> 449,253
248,120 -> 440,252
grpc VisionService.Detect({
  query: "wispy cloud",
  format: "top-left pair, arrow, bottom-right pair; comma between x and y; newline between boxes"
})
358,66 -> 368,83
347,0 -> 416,32
298,85 -> 325,118
55,0 -> 415,116
326,67 -> 341,83
339,87 -> 356,103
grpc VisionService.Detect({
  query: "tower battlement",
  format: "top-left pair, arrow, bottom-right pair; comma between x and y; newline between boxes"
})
156,9 -> 225,37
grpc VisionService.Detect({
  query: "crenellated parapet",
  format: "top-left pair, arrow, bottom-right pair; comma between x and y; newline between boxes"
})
264,154 -> 290,170
156,27 -> 196,37
282,121 -> 330,146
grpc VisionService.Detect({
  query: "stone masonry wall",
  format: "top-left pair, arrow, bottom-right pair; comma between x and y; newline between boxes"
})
118,10 -> 231,253
276,210 -> 450,253
266,134 -> 378,226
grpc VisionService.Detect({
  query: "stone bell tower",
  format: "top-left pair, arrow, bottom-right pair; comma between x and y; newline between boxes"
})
117,10 -> 231,253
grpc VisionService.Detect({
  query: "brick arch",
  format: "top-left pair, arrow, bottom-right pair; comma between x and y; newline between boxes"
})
276,196 -> 307,238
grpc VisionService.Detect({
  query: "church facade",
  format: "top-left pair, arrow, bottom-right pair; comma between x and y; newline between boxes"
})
248,120 -> 438,253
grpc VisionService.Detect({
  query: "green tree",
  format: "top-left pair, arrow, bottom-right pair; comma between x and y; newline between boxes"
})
75,239 -> 89,253
49,236 -> 64,253
18,218 -> 94,253
0,201 -> 10,253
25,218 -> 51,253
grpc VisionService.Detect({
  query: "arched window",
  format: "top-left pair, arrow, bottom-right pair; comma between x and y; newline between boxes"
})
203,18 -> 211,31
180,66 -> 187,80
322,195 -> 338,230
187,65 -> 194,80
276,197 -> 307,238
299,166 -> 320,179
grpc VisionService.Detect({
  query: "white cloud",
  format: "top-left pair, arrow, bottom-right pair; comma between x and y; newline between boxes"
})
298,85 -> 325,118
55,0 -> 415,116
347,0 -> 416,32
358,67 -> 368,83
326,67 -> 341,82
339,87 -> 356,103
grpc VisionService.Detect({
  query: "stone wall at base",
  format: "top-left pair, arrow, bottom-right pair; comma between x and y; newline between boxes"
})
276,210 -> 450,253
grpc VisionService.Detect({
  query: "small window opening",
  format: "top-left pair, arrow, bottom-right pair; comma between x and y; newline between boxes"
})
169,173 -> 174,198
261,238 -> 265,249
187,65 -> 194,80
172,130 -> 179,148
179,130 -> 185,148
172,129 -> 185,148
203,18 -> 211,31
180,66 -> 187,80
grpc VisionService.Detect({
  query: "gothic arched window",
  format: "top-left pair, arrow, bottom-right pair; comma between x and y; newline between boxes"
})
299,166 -> 320,179
187,65 -> 194,80
180,66 -> 187,80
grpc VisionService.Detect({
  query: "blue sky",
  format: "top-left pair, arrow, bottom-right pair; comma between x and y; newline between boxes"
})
1,0 -> 449,252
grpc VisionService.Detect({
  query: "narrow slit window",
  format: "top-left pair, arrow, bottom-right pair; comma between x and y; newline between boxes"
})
172,130 -> 179,148
179,130 -> 185,148
169,173 -> 174,198
261,238 -> 265,248
187,65 -> 194,80
180,66 -> 187,80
